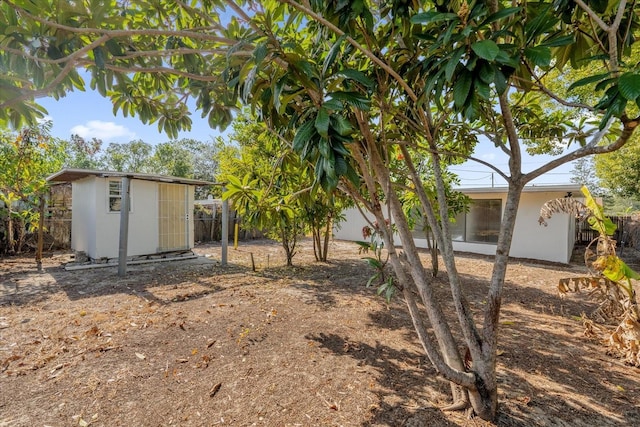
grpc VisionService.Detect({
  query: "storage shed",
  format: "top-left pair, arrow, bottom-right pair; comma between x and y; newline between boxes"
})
47,168 -> 217,263
334,184 -> 583,264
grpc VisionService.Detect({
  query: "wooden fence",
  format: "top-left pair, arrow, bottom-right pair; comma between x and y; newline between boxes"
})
193,201 -> 263,243
38,195 -> 261,251
575,215 -> 629,245
44,183 -> 72,249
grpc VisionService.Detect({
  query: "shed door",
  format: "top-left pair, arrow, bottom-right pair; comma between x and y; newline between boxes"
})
158,183 -> 188,252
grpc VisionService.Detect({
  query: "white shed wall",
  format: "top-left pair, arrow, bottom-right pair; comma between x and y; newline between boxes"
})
92,178 -> 159,259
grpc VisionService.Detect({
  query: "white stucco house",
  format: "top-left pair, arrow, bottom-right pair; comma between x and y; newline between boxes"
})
47,168 -> 216,262
334,184 -> 583,264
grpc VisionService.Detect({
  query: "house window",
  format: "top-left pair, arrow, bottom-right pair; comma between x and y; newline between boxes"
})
451,199 -> 501,244
108,180 -> 131,212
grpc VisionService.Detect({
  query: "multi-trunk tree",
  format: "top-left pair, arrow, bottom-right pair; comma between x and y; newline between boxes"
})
0,121 -> 65,253
1,0 -> 639,421
218,116 -> 345,264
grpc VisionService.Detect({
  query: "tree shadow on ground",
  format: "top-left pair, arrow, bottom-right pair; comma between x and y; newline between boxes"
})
490,284 -> 640,426
306,332 -> 459,427
281,258 -> 375,307
291,252 -> 640,426
438,260 -> 640,426
0,257 -> 253,307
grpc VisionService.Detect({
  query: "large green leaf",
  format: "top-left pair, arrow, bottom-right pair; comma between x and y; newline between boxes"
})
494,68 -> 508,95
525,5 -> 558,43
445,47 -> 465,82
477,61 -> 496,84
618,73 -> 640,101
334,154 -> 348,176
482,7 -> 522,25
293,120 -> 316,152
93,46 -> 106,69
475,79 -> 491,100
253,42 -> 268,65
318,137 -> 331,157
539,34 -> 575,48
335,69 -> 375,90
410,12 -> 459,25
568,72 -> 610,91
322,98 -> 344,111
322,34 -> 346,77
581,185 -> 617,236
330,115 -> 353,136
315,107 -> 330,138
453,70 -> 472,109
471,40 -> 500,61
329,91 -> 371,110
524,46 -> 551,68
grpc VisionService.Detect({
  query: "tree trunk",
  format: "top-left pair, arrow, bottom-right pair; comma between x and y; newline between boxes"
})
16,216 -> 26,253
425,228 -> 438,277
312,226 -> 320,261
385,185 -> 476,408
355,132 -> 475,409
469,182 -> 524,418
281,225 -> 297,267
322,214 -> 332,262
7,204 -> 15,254
36,196 -> 45,272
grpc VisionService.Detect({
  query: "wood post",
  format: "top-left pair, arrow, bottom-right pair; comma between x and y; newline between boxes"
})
118,177 -> 131,277
221,191 -> 229,266
36,195 -> 45,272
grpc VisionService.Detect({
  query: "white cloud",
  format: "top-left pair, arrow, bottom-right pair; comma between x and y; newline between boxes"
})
481,153 -> 496,162
70,120 -> 136,141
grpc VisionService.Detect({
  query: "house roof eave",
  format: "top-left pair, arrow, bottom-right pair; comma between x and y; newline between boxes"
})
46,168 -> 220,187
457,184 -> 583,195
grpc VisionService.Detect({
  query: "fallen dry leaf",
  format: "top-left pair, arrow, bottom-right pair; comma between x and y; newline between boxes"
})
209,382 -> 222,398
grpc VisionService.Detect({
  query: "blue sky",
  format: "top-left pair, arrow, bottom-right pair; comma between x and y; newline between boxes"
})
37,86 -> 575,187
451,150 -> 575,187
39,89 -> 225,145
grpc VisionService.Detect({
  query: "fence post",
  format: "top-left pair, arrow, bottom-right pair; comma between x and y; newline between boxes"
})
221,193 -> 229,266
210,203 -> 217,241
118,177 -> 131,277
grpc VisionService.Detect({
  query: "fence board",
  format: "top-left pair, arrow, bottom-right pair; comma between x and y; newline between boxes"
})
575,215 -> 629,245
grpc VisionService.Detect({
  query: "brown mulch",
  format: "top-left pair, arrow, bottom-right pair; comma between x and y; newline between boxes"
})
1,239 -> 639,427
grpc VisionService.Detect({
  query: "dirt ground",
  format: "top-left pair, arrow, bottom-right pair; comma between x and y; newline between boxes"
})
1,238 -> 639,427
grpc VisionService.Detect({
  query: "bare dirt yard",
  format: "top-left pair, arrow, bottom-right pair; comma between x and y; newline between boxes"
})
1,239 -> 639,427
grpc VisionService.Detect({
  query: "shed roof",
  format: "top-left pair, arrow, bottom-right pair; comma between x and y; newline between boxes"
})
47,168 -> 218,186
458,184 -> 583,194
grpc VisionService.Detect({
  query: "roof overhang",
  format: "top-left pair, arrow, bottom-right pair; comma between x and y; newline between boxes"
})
47,168 -> 219,186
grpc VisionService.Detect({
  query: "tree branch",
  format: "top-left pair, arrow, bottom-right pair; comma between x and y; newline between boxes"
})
5,0 -> 235,44
520,63 -> 594,111
174,0 -> 227,32
279,0 -> 420,104
573,0 -> 611,31
0,46 -> 238,66
0,34 -> 110,109
524,117 -> 638,183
